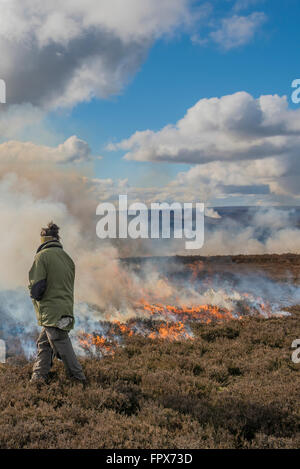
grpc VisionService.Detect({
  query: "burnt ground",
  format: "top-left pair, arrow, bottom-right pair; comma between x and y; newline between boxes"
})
121,253 -> 300,284
0,254 -> 299,449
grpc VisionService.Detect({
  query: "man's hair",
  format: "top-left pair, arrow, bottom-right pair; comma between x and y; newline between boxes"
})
40,221 -> 60,240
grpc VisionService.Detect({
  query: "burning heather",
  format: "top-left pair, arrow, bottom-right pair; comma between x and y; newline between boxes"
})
73,295 -> 291,357
1,254 -> 300,360
68,257 -> 299,358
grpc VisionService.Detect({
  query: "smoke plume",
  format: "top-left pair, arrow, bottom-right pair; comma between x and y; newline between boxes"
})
0,162 -> 299,358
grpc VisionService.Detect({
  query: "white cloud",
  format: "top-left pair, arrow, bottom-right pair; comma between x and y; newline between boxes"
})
110,91 -> 300,165
139,153 -> 300,206
0,135 -> 94,164
210,12 -> 266,49
0,1 -> 269,109
109,91 -> 300,202
0,0 -> 197,109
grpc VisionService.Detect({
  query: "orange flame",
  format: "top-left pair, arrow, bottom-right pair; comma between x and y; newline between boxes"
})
77,289 -> 278,355
139,300 -> 235,322
77,332 -> 115,355
148,321 -> 192,340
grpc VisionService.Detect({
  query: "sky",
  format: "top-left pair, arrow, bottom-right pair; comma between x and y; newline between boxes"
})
0,0 -> 300,207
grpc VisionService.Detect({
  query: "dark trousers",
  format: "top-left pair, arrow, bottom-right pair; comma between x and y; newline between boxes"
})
32,327 -> 85,381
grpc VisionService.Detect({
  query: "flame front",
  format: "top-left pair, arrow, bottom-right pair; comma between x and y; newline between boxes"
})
78,278 -> 284,356
139,300 -> 235,322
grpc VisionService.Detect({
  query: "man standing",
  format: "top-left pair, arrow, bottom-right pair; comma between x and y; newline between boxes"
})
29,222 -> 86,384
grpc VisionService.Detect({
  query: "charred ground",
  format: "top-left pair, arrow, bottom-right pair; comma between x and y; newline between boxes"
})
122,253 -> 300,283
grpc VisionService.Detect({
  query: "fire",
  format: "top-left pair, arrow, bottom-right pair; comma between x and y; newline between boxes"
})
77,318 -> 193,355
77,284 -> 285,356
148,321 -> 192,340
77,300 -> 240,355
112,320 -> 134,336
77,332 -> 115,356
138,300 -> 236,322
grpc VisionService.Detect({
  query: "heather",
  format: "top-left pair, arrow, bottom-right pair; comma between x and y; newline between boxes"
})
0,307 -> 299,449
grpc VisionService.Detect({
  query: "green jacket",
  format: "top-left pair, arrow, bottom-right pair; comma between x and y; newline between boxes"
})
28,240 -> 75,331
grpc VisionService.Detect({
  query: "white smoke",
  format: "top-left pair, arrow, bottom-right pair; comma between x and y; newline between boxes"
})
0,162 -> 299,358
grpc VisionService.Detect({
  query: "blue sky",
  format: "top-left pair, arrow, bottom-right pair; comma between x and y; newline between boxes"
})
1,0 -> 300,206
42,0 -> 300,190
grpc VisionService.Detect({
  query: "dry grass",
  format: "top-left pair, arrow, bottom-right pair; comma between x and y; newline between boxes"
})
0,308 -> 299,449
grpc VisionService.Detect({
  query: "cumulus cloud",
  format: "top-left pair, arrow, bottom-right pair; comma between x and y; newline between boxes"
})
0,135 -> 94,164
108,92 -> 300,203
0,1 -> 269,109
210,12 -> 267,49
109,92 -> 300,201
153,156 -> 299,206
0,0 -> 197,109
110,92 -> 300,164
